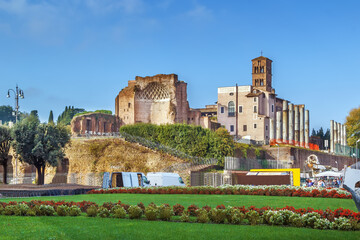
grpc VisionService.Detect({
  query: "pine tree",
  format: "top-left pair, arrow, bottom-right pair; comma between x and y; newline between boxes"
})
48,110 -> 54,124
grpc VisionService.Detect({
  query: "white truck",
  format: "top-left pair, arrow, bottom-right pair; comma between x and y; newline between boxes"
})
146,172 -> 185,187
102,172 -> 150,189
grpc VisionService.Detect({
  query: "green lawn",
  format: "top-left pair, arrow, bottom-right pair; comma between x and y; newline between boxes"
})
3,193 -> 358,211
1,194 -> 359,240
0,216 -> 359,240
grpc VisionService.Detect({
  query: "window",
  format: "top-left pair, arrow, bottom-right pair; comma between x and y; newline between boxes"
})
254,97 -> 257,102
239,106 -> 243,113
220,107 -> 224,114
272,105 -> 274,112
243,125 -> 247,131
229,92 -> 234,96
254,124 -> 257,129
228,101 -> 235,117
260,66 -> 264,73
253,106 -> 257,113
266,125 -> 268,130
128,103 -> 131,108
258,61 -> 260,66
230,125 -> 234,132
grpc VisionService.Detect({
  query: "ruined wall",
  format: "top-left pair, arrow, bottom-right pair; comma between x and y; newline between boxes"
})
71,113 -> 122,136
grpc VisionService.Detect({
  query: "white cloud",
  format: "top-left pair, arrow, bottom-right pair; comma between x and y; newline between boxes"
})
186,4 -> 213,21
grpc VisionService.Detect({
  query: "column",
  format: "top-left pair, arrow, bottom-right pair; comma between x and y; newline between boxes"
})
334,122 -> 338,152
330,120 -> 334,153
294,105 -> 299,146
269,118 -> 275,144
282,101 -> 288,144
299,105 -> 305,147
289,104 -> 294,145
276,111 -> 282,143
305,110 -> 309,148
343,125 -> 347,146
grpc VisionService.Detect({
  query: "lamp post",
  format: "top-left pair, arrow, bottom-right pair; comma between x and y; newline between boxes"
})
356,139 -> 360,169
275,144 -> 280,169
7,85 -> 24,184
335,160 -> 338,171
7,85 -> 24,123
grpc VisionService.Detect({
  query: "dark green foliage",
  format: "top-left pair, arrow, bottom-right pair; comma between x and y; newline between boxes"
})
120,123 -> 234,165
57,106 -> 85,126
208,209 -> 227,224
0,126 -> 12,184
73,110 -> 112,118
68,206 -> 81,216
128,206 -> 143,219
11,118 -> 70,185
196,209 -> 209,223
113,207 -> 127,219
145,206 -> 158,221
0,105 -> 16,123
86,205 -> 98,217
158,204 -> 173,221
48,110 -> 54,124
98,207 -> 110,218
56,205 -> 69,216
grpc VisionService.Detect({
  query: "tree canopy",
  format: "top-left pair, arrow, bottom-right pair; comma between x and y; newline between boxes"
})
57,106 -> 85,125
11,117 -> 70,185
0,126 -> 12,184
48,110 -> 54,124
345,106 -> 360,147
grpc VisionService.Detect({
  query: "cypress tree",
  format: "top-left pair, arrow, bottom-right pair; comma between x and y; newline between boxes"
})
48,110 -> 54,124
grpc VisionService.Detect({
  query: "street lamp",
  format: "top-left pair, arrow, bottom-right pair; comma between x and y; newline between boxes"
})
356,139 -> 360,169
335,161 -> 338,171
7,85 -> 24,184
7,85 -> 25,123
275,144 -> 280,169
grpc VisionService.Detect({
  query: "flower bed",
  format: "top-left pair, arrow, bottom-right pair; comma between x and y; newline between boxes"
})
87,185 -> 352,199
0,200 -> 359,231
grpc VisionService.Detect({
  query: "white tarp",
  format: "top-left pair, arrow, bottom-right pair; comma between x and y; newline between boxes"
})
314,171 -> 342,177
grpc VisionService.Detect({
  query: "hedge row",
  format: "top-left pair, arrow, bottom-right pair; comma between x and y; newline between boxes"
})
87,185 -> 352,199
0,201 -> 359,231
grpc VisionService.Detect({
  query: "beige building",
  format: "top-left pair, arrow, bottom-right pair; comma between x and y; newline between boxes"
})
115,74 -> 201,125
217,56 -> 310,146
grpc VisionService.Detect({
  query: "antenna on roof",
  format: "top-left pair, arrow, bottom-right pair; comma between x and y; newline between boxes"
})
260,50 -> 263,56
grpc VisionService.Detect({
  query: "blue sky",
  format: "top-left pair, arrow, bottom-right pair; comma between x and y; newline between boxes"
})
1,0 -> 359,130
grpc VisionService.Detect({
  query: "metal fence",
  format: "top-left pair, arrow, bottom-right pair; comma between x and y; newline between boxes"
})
334,144 -> 359,158
224,157 -> 291,171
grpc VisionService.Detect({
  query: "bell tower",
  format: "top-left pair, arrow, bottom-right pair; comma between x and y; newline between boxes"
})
252,56 -> 273,92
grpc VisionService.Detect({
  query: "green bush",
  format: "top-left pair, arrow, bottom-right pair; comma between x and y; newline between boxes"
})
98,207 -> 111,218
86,205 -> 98,217
226,208 -> 245,224
128,206 -> 143,219
4,205 -> 17,216
113,207 -> 127,219
180,212 -> 191,222
39,205 -> 55,216
0,205 -> 3,214
245,210 -> 261,226
14,204 -> 29,216
196,209 -> 210,223
314,218 -> 331,230
332,217 -> 353,231
263,210 -> 276,224
26,208 -> 36,217
289,213 -> 304,227
208,209 -> 227,224
145,206 -> 158,221
69,206 -> 81,217
302,212 -> 321,228
56,205 -> 69,216
158,204 -> 173,221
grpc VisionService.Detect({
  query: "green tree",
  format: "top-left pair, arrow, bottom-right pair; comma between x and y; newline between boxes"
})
12,118 -> 70,185
0,105 -> 15,124
345,106 -> 360,147
0,126 -> 12,184
48,110 -> 54,124
57,106 -> 85,125
311,129 -> 316,137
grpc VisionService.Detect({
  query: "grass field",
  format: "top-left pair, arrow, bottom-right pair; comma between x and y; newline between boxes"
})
1,194 -> 359,240
3,193 -> 358,211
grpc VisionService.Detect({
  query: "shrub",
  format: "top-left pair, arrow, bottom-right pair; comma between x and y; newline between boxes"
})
263,210 -> 276,225
196,209 -> 210,223
289,213 -> 304,228
86,205 -> 98,217
173,204 -> 185,216
209,209 -> 227,224
226,208 -> 245,224
269,211 -> 285,225
137,202 -> 146,213
302,212 -> 321,228
4,205 -> 17,216
14,204 -> 29,216
102,202 -> 115,211
39,205 -> 55,216
111,205 -> 123,214
187,205 -> 199,217
314,218 -> 331,230
246,210 -> 261,225
332,217 -> 353,231
128,206 -> 143,219
26,208 -> 36,217
98,207 -> 111,218
145,206 -> 158,221
0,205 -> 3,214
180,211 -> 191,222
158,204 -> 173,221
113,207 -> 127,219
56,205 -> 69,216
69,206 -> 81,217
202,205 -> 212,212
